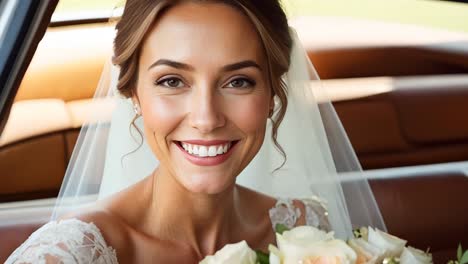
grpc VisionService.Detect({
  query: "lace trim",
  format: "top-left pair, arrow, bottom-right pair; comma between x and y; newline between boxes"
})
269,197 -> 331,232
6,219 -> 118,264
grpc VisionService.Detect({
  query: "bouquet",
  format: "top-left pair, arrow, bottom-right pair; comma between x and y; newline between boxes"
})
200,225 -> 467,264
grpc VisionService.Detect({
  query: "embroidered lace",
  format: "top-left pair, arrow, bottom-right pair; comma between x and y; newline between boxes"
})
7,199 -> 329,263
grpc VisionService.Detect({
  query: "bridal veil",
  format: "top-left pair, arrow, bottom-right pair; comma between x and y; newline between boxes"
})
51,15 -> 386,239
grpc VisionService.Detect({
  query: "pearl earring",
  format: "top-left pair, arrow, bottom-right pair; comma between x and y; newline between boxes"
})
133,104 -> 141,115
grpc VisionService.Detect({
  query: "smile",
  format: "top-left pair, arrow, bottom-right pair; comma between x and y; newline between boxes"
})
175,140 -> 239,166
180,142 -> 232,157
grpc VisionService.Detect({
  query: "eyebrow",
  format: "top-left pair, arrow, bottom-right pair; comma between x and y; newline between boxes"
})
147,59 -> 261,72
148,59 -> 194,71
222,60 -> 261,72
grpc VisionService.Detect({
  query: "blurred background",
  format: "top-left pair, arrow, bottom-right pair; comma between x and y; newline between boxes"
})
53,0 -> 468,33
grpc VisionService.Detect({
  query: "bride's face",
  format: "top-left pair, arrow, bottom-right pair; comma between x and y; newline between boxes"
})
136,2 -> 271,194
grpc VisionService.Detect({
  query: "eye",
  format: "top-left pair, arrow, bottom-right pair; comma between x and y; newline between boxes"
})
155,77 -> 185,88
224,77 -> 256,89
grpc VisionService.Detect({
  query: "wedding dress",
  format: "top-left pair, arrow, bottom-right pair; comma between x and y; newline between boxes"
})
6,198 -> 330,264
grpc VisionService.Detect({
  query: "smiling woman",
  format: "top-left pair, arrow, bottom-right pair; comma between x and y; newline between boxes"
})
128,3 -> 273,194
5,0 -> 385,263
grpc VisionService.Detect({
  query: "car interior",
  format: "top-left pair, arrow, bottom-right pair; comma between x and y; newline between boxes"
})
0,2 -> 467,263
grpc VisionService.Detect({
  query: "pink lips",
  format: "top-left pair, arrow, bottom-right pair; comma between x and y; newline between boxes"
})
182,140 -> 230,145
175,140 -> 238,166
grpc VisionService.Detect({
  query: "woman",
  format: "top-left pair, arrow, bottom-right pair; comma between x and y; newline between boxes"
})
7,0 -> 385,263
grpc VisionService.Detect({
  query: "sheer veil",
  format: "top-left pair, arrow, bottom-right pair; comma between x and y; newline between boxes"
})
51,23 -> 386,238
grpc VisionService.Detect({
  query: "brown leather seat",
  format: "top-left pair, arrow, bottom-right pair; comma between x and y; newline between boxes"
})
0,23 -> 114,202
329,74 -> 468,169
0,98 -> 112,202
0,222 -> 45,261
369,168 -> 468,263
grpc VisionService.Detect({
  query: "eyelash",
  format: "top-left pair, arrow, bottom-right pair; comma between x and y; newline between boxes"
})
154,76 -> 256,89
225,77 -> 256,89
155,76 -> 186,88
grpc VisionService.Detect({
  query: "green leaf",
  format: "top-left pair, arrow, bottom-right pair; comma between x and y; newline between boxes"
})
460,250 -> 468,264
382,257 -> 400,264
458,244 -> 463,261
275,223 -> 289,235
353,228 -> 361,238
255,250 -> 270,264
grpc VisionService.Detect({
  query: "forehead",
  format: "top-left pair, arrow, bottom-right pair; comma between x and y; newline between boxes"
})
140,2 -> 265,67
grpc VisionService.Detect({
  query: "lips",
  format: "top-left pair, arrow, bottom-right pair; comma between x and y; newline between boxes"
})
175,140 -> 239,166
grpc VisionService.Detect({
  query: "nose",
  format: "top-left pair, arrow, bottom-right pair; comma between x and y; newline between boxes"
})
189,88 -> 225,134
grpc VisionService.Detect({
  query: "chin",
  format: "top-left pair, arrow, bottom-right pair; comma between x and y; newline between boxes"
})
179,172 -> 236,195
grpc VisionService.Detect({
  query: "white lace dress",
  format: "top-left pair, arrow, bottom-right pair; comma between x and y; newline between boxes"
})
6,198 -> 329,264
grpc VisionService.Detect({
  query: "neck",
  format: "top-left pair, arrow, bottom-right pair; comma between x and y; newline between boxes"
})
144,166 -> 241,257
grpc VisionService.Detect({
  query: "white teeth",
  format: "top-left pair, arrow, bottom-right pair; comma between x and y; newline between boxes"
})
199,146 -> 208,157
208,146 -> 217,157
188,144 -> 193,154
180,142 -> 233,157
217,146 -> 223,154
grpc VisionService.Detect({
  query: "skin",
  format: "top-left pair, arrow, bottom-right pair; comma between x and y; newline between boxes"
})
67,2 -> 307,263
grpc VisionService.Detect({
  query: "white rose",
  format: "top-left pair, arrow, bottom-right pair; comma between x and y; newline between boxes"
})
400,246 -> 433,264
274,226 -> 357,264
269,244 -> 283,264
367,227 -> 407,258
270,252 -> 282,264
199,241 -> 256,264
348,238 -> 383,264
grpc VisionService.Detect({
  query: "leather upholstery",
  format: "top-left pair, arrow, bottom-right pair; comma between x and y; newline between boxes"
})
330,75 -> 468,169
393,76 -> 468,143
14,24 -> 113,102
370,171 -> 468,264
0,222 -> 43,262
0,99 -> 71,147
0,134 -> 66,202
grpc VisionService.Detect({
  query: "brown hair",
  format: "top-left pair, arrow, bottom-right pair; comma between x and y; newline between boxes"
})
113,0 -> 293,164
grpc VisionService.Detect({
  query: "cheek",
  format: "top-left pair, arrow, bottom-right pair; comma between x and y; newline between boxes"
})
139,93 -> 187,158
142,97 -> 182,131
226,93 -> 270,133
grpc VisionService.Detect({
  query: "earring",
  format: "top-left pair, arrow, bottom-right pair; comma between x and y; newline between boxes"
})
133,104 -> 141,116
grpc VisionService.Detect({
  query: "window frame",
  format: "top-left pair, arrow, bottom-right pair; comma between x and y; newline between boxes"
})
0,0 -> 59,135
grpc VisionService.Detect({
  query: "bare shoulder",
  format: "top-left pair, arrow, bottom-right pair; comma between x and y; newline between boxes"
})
59,180 -> 151,261
236,184 -> 277,212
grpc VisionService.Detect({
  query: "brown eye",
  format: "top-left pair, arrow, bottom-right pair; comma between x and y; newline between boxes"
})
225,78 -> 256,89
156,77 -> 185,88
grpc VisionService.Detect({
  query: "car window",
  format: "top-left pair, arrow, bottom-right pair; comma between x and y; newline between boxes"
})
52,0 -> 123,23
50,0 -> 468,34
283,0 -> 468,33
0,0 -> 19,44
